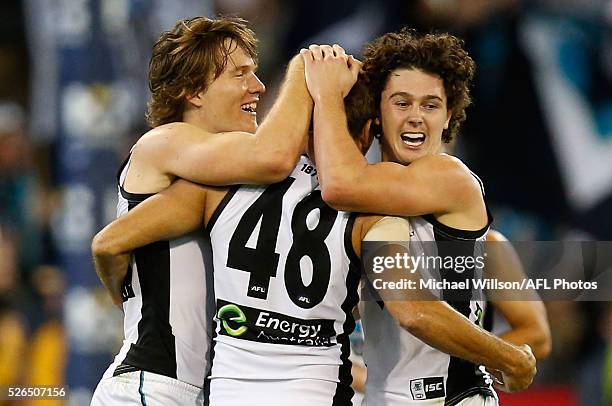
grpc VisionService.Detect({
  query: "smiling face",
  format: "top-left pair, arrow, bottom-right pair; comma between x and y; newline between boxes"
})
190,43 -> 265,134
379,68 -> 451,164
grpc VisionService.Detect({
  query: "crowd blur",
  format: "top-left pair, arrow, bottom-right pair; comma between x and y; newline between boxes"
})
0,1 -> 610,405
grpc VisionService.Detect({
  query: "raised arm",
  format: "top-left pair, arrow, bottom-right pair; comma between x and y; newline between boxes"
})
135,54 -> 312,186
319,152 -> 478,217
486,230 -> 552,360
302,47 -> 480,217
92,180 -> 207,307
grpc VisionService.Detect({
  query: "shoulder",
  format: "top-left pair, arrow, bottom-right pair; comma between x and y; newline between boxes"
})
486,229 -> 507,242
132,123 -> 207,159
354,214 -> 385,239
353,214 -> 411,255
353,214 -> 383,256
365,216 -> 411,240
413,153 -> 469,174
137,122 -> 200,146
418,153 -> 482,198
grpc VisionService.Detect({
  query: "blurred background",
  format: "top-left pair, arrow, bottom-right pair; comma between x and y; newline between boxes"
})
0,0 -> 610,405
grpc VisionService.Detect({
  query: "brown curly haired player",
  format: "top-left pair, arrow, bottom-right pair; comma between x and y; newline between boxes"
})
302,29 -> 537,405
359,29 -> 474,144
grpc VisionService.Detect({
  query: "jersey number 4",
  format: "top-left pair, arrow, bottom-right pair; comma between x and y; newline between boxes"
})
227,178 -> 338,309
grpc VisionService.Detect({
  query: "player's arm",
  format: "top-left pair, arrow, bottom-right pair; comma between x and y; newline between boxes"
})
135,54 -> 312,185
302,47 -> 478,216
486,230 -> 552,360
351,363 -> 367,394
92,180 -> 207,307
357,216 -> 537,392
320,153 -> 477,217
313,92 -> 477,215
384,299 -> 536,391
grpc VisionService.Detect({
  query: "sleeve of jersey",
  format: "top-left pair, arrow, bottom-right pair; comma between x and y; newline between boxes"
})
363,216 -> 411,242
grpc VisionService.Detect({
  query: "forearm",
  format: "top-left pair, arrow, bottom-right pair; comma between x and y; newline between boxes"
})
494,300 -> 552,360
389,300 -> 528,375
152,57 -> 311,186
93,250 -> 130,308
313,94 -> 367,202
486,232 -> 552,360
499,326 -> 550,361
90,183 -> 204,307
254,56 -> 313,172
351,363 -> 367,393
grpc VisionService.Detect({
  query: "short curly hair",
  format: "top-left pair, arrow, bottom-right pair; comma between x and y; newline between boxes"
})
146,16 -> 258,128
344,78 -> 374,140
358,28 -> 475,143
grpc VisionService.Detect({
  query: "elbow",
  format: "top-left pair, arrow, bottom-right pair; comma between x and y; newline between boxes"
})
275,155 -> 297,181
536,337 -> 552,361
388,301 -> 441,341
507,321 -> 552,361
91,229 -> 121,260
527,305 -> 553,360
261,154 -> 296,183
320,183 -> 343,209
532,325 -> 553,360
397,310 -> 428,335
320,176 -> 355,210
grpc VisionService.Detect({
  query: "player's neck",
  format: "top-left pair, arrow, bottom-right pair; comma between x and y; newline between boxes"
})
183,109 -> 215,133
306,137 -> 316,165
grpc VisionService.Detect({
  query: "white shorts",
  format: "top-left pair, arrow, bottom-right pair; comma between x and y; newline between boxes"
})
91,371 -> 204,406
455,393 -> 499,406
363,392 -> 498,406
207,378 -> 346,406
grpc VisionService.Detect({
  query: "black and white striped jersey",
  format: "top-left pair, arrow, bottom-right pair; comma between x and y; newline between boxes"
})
205,156 -> 360,405
360,175 -> 496,406
101,154 -> 214,389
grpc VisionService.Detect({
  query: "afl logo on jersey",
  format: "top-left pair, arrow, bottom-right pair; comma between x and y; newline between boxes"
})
410,377 -> 445,400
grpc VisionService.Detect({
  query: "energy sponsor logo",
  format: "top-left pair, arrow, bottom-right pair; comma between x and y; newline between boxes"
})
217,303 -> 248,337
410,377 -> 445,400
216,299 -> 337,347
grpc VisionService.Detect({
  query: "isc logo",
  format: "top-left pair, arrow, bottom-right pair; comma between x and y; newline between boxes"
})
410,377 -> 445,400
426,383 -> 443,391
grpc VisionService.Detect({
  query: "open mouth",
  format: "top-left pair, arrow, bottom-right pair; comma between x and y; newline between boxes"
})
241,102 -> 257,114
400,132 -> 426,147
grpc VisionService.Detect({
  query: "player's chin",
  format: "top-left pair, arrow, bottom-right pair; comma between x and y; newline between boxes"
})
239,119 -> 258,134
396,148 -> 423,165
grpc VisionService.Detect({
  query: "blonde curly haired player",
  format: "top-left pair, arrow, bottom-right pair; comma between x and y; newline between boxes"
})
91,15 -> 313,405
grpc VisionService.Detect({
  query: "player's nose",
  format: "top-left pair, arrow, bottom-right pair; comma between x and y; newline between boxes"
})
250,72 -> 266,94
406,110 -> 424,126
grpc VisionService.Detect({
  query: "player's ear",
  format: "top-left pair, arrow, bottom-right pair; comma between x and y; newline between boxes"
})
444,110 -> 452,130
372,116 -> 382,139
186,91 -> 205,108
356,119 -> 375,154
